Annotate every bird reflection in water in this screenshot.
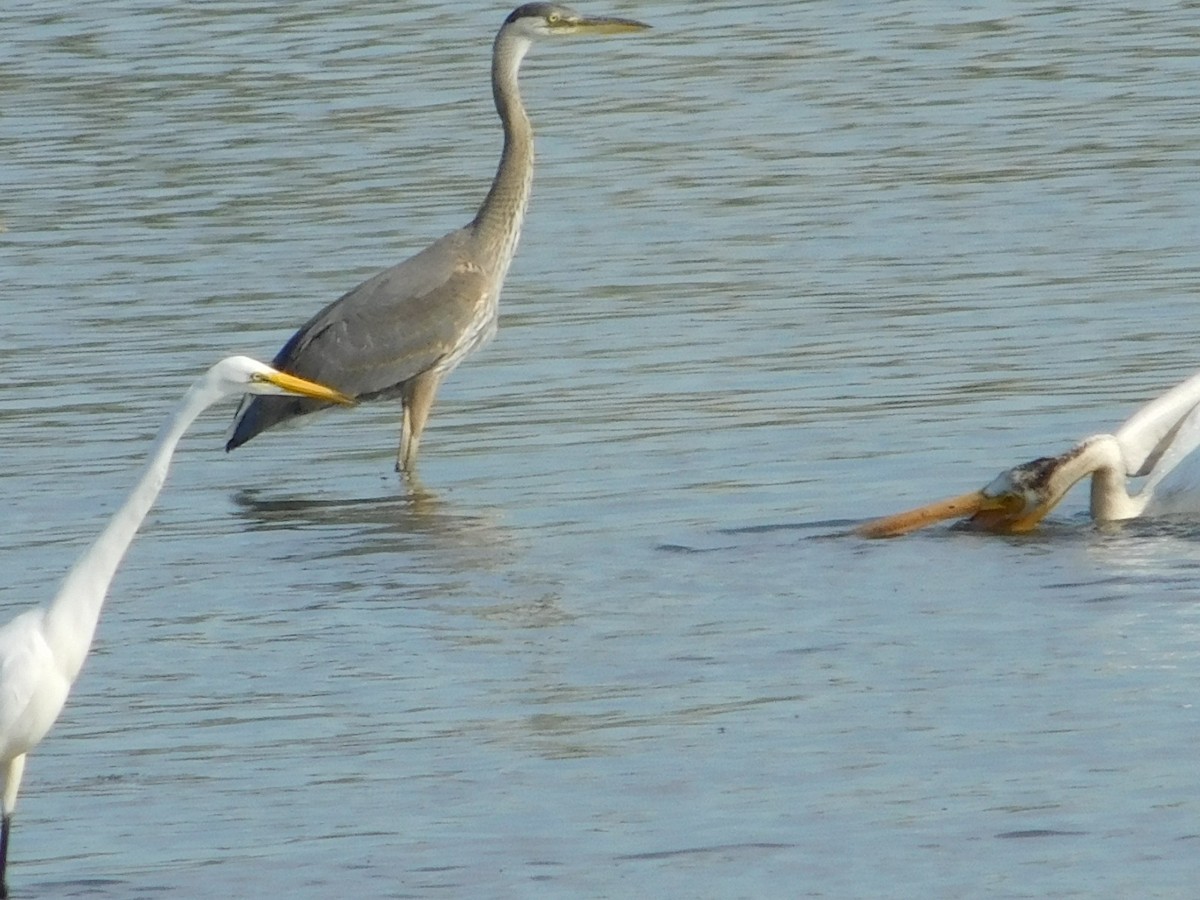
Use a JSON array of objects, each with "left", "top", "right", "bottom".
[{"left": 229, "top": 485, "right": 518, "bottom": 569}]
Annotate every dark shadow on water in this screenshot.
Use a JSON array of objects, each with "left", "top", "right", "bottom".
[
  {"left": 995, "top": 829, "right": 1087, "bottom": 839},
  {"left": 657, "top": 518, "right": 878, "bottom": 555},
  {"left": 659, "top": 510, "right": 1200, "bottom": 557},
  {"left": 614, "top": 841, "right": 796, "bottom": 862},
  {"left": 1114, "top": 514, "right": 1200, "bottom": 542},
  {"left": 23, "top": 877, "right": 130, "bottom": 897},
  {"left": 721, "top": 519, "right": 855, "bottom": 537},
  {"left": 655, "top": 519, "right": 849, "bottom": 555},
  {"left": 228, "top": 481, "right": 518, "bottom": 565},
  {"left": 230, "top": 486, "right": 442, "bottom": 531}
]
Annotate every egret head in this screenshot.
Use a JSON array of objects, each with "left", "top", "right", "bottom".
[
  {"left": 502, "top": 3, "right": 650, "bottom": 38},
  {"left": 211, "top": 356, "right": 356, "bottom": 405}
]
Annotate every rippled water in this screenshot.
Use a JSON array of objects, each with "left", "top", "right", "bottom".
[{"left": 5, "top": 1, "right": 1200, "bottom": 897}]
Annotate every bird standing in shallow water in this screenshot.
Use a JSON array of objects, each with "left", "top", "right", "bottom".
[
  {"left": 225, "top": 4, "right": 650, "bottom": 474},
  {"left": 0, "top": 358, "right": 351, "bottom": 897}
]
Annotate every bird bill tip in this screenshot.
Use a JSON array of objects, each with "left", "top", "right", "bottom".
[
  {"left": 854, "top": 490, "right": 992, "bottom": 539},
  {"left": 261, "top": 371, "right": 356, "bottom": 406}
]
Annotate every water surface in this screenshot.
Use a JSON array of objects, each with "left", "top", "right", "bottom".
[{"left": 4, "top": 1, "right": 1200, "bottom": 897}]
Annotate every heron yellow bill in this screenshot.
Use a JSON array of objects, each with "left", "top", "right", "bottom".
[
  {"left": 855, "top": 491, "right": 1024, "bottom": 539},
  {"left": 255, "top": 371, "right": 356, "bottom": 406}
]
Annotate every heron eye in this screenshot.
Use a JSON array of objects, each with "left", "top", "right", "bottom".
[{"left": 547, "top": 13, "right": 560, "bottom": 24}]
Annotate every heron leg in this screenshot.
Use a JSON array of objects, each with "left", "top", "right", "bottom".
[
  {"left": 397, "top": 405, "right": 413, "bottom": 473},
  {"left": 397, "top": 371, "right": 444, "bottom": 473}
]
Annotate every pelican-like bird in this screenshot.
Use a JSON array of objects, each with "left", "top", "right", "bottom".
[
  {"left": 225, "top": 4, "right": 650, "bottom": 473},
  {"left": 857, "top": 367, "right": 1200, "bottom": 538},
  {"left": 0, "top": 357, "right": 351, "bottom": 896}
]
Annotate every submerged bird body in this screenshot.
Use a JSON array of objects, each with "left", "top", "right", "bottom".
[
  {"left": 225, "top": 4, "right": 649, "bottom": 472},
  {"left": 857, "top": 367, "right": 1200, "bottom": 537},
  {"left": 0, "top": 357, "right": 350, "bottom": 895}
]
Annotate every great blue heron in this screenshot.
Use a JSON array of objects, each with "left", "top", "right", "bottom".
[
  {"left": 225, "top": 3, "right": 650, "bottom": 473},
  {"left": 857, "top": 366, "right": 1200, "bottom": 537},
  {"left": 0, "top": 358, "right": 350, "bottom": 896}
]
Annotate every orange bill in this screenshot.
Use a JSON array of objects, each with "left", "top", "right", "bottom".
[{"left": 855, "top": 490, "right": 1026, "bottom": 539}]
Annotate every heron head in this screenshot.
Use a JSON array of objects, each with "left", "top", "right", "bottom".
[{"left": 503, "top": 3, "right": 650, "bottom": 37}]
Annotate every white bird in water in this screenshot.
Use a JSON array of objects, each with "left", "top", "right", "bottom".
[
  {"left": 0, "top": 357, "right": 352, "bottom": 896},
  {"left": 225, "top": 4, "right": 651, "bottom": 474},
  {"left": 858, "top": 367, "right": 1200, "bottom": 537}
]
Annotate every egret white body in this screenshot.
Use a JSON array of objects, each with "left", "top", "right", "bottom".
[{"left": 0, "top": 356, "right": 351, "bottom": 895}]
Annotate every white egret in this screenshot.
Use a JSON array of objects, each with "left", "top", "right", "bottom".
[
  {"left": 0, "top": 356, "right": 352, "bottom": 896},
  {"left": 857, "top": 367, "right": 1200, "bottom": 537}
]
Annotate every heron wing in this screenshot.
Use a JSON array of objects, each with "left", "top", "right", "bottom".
[
  {"left": 280, "top": 235, "right": 489, "bottom": 395},
  {"left": 227, "top": 229, "right": 490, "bottom": 447}
]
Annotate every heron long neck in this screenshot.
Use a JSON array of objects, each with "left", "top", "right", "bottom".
[
  {"left": 471, "top": 28, "right": 535, "bottom": 275},
  {"left": 42, "top": 382, "right": 216, "bottom": 682}
]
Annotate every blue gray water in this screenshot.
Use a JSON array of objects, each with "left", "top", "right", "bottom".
[{"left": 4, "top": 1, "right": 1200, "bottom": 896}]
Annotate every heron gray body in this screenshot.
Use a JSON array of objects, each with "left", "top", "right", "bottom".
[{"left": 225, "top": 4, "right": 648, "bottom": 471}]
